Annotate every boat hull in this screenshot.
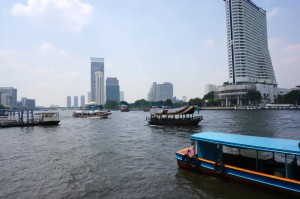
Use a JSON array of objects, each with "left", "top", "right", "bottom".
[
  {"left": 176, "top": 151, "right": 300, "bottom": 196},
  {"left": 39, "top": 121, "right": 60, "bottom": 125},
  {"left": 148, "top": 119, "right": 201, "bottom": 126}
]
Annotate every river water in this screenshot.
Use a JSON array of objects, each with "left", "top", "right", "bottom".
[{"left": 1, "top": 110, "right": 300, "bottom": 199}]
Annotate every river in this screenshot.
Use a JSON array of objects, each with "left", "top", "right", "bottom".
[{"left": 0, "top": 110, "right": 300, "bottom": 199}]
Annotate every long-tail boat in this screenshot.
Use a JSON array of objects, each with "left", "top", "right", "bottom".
[{"left": 147, "top": 106, "right": 203, "bottom": 126}]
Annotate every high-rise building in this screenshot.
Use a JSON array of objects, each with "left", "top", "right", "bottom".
[
  {"left": 73, "top": 96, "right": 78, "bottom": 107},
  {"left": 67, "top": 96, "right": 71, "bottom": 107},
  {"left": 216, "top": 0, "right": 277, "bottom": 105},
  {"left": 88, "top": 92, "right": 91, "bottom": 103},
  {"left": 95, "top": 71, "right": 105, "bottom": 105},
  {"left": 80, "top": 95, "right": 85, "bottom": 107},
  {"left": 205, "top": 84, "right": 217, "bottom": 95},
  {"left": 0, "top": 87, "right": 17, "bottom": 108},
  {"left": 106, "top": 77, "right": 120, "bottom": 102},
  {"left": 147, "top": 82, "right": 157, "bottom": 102},
  {"left": 224, "top": 0, "right": 276, "bottom": 85},
  {"left": 120, "top": 91, "right": 124, "bottom": 102},
  {"left": 21, "top": 97, "right": 36, "bottom": 109},
  {"left": 91, "top": 57, "right": 104, "bottom": 102},
  {"left": 147, "top": 82, "right": 173, "bottom": 102}
]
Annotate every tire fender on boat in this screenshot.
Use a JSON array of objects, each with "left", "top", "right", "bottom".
[
  {"left": 190, "top": 155, "right": 199, "bottom": 168},
  {"left": 182, "top": 154, "right": 190, "bottom": 166},
  {"left": 214, "top": 161, "right": 225, "bottom": 174}
]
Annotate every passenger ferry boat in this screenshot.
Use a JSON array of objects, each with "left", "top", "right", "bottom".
[
  {"left": 147, "top": 106, "right": 203, "bottom": 126},
  {"left": 72, "top": 110, "right": 111, "bottom": 119},
  {"left": 176, "top": 132, "right": 300, "bottom": 195},
  {"left": 34, "top": 112, "right": 60, "bottom": 125}
]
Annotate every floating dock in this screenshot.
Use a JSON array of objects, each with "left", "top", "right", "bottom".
[{"left": 0, "top": 109, "right": 60, "bottom": 128}]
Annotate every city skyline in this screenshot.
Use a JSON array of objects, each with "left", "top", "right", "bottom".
[{"left": 1, "top": 0, "right": 300, "bottom": 106}]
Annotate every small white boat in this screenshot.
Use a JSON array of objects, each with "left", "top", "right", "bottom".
[
  {"left": 34, "top": 112, "right": 60, "bottom": 125},
  {"left": 73, "top": 110, "right": 111, "bottom": 119}
]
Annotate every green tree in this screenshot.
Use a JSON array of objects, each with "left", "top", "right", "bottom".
[
  {"left": 153, "top": 100, "right": 164, "bottom": 107},
  {"left": 0, "top": 104, "right": 5, "bottom": 109},
  {"left": 284, "top": 90, "right": 300, "bottom": 104},
  {"left": 246, "top": 90, "right": 262, "bottom": 105},
  {"left": 105, "top": 100, "right": 118, "bottom": 109},
  {"left": 120, "top": 101, "right": 129, "bottom": 106},
  {"left": 194, "top": 98, "right": 202, "bottom": 106},
  {"left": 188, "top": 98, "right": 195, "bottom": 106},
  {"left": 203, "top": 91, "right": 215, "bottom": 101},
  {"left": 134, "top": 99, "right": 148, "bottom": 108},
  {"left": 164, "top": 99, "right": 173, "bottom": 107}
]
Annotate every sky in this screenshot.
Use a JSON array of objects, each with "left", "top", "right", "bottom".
[{"left": 0, "top": 0, "right": 300, "bottom": 106}]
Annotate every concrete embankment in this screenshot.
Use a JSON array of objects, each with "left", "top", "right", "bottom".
[{"left": 200, "top": 107, "right": 235, "bottom": 110}]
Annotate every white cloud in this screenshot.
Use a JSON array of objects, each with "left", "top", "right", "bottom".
[
  {"left": 267, "top": 7, "right": 283, "bottom": 19},
  {"left": 34, "top": 66, "right": 56, "bottom": 74},
  {"left": 38, "top": 42, "right": 69, "bottom": 56},
  {"left": 11, "top": 0, "right": 93, "bottom": 32},
  {"left": 269, "top": 38, "right": 300, "bottom": 88},
  {"left": 204, "top": 39, "right": 215, "bottom": 48},
  {"left": 57, "top": 71, "right": 80, "bottom": 78},
  {"left": 285, "top": 44, "right": 300, "bottom": 53}
]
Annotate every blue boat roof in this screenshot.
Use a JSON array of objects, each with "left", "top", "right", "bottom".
[{"left": 191, "top": 132, "right": 300, "bottom": 155}]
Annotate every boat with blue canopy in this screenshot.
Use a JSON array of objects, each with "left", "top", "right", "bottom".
[{"left": 176, "top": 132, "right": 300, "bottom": 195}]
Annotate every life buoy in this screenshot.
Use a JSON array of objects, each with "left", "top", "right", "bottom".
[
  {"left": 182, "top": 154, "right": 190, "bottom": 166},
  {"left": 214, "top": 161, "right": 225, "bottom": 174},
  {"left": 190, "top": 155, "right": 199, "bottom": 168}
]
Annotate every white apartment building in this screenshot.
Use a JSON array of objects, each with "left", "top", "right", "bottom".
[
  {"left": 147, "top": 82, "right": 173, "bottom": 102},
  {"left": 217, "top": 0, "right": 278, "bottom": 105}
]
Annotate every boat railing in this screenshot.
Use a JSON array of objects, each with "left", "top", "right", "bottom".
[{"left": 147, "top": 115, "right": 203, "bottom": 121}]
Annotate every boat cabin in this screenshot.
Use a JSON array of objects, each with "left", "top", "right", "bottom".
[
  {"left": 147, "top": 106, "right": 203, "bottom": 126},
  {"left": 191, "top": 132, "right": 300, "bottom": 180}
]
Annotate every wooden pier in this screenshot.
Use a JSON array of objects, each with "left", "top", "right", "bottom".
[{"left": 0, "top": 109, "right": 60, "bottom": 128}]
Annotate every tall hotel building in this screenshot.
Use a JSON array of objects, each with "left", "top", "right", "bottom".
[
  {"left": 217, "top": 0, "right": 277, "bottom": 105},
  {"left": 91, "top": 57, "right": 104, "bottom": 102}
]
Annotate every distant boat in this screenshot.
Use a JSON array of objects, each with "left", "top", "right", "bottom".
[
  {"left": 34, "top": 112, "right": 60, "bottom": 125},
  {"left": 147, "top": 106, "right": 203, "bottom": 126},
  {"left": 176, "top": 132, "right": 300, "bottom": 195},
  {"left": 120, "top": 105, "right": 130, "bottom": 112},
  {"left": 72, "top": 110, "right": 111, "bottom": 119}
]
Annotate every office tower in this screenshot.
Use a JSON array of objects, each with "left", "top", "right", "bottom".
[
  {"left": 91, "top": 57, "right": 104, "bottom": 102},
  {"left": 95, "top": 71, "right": 105, "bottom": 105},
  {"left": 106, "top": 77, "right": 120, "bottom": 102},
  {"left": 224, "top": 0, "right": 276, "bottom": 85},
  {"left": 73, "top": 96, "right": 78, "bottom": 107},
  {"left": 88, "top": 92, "right": 91, "bottom": 103},
  {"left": 182, "top": 96, "right": 187, "bottom": 102},
  {"left": 217, "top": 0, "right": 277, "bottom": 105},
  {"left": 147, "top": 82, "right": 157, "bottom": 102},
  {"left": 147, "top": 82, "right": 173, "bottom": 102},
  {"left": 0, "top": 87, "right": 17, "bottom": 108},
  {"left": 67, "top": 96, "right": 71, "bottom": 107},
  {"left": 120, "top": 91, "right": 124, "bottom": 102},
  {"left": 205, "top": 84, "right": 217, "bottom": 95},
  {"left": 80, "top": 95, "right": 85, "bottom": 107},
  {"left": 21, "top": 97, "right": 36, "bottom": 109}
]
